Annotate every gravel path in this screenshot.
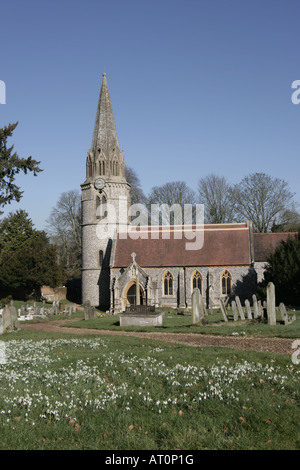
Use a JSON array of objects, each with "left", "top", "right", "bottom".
[{"left": 20, "top": 319, "right": 296, "bottom": 355}]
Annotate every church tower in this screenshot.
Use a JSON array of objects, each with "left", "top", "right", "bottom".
[{"left": 81, "top": 73, "right": 131, "bottom": 308}]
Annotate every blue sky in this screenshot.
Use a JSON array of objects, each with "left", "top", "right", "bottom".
[{"left": 1, "top": 0, "right": 300, "bottom": 230}]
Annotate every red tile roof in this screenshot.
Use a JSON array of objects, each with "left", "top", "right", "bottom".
[
  {"left": 113, "top": 223, "right": 251, "bottom": 267},
  {"left": 253, "top": 232, "right": 298, "bottom": 262}
]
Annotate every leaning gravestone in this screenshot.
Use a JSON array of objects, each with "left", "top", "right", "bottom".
[
  {"left": 235, "top": 296, "right": 245, "bottom": 320},
  {"left": 219, "top": 298, "right": 229, "bottom": 322},
  {"left": 84, "top": 301, "right": 96, "bottom": 320},
  {"left": 192, "top": 288, "right": 204, "bottom": 324},
  {"left": 231, "top": 300, "right": 239, "bottom": 321},
  {"left": 267, "top": 282, "right": 276, "bottom": 325}
]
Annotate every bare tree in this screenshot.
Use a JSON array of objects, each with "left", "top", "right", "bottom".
[
  {"left": 147, "top": 181, "right": 197, "bottom": 225},
  {"left": 125, "top": 166, "right": 147, "bottom": 205},
  {"left": 233, "top": 172, "right": 296, "bottom": 232},
  {"left": 46, "top": 189, "right": 81, "bottom": 276},
  {"left": 197, "top": 173, "right": 236, "bottom": 224}
]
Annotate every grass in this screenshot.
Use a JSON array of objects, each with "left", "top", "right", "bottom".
[
  {"left": 0, "top": 330, "right": 299, "bottom": 450},
  {"left": 65, "top": 306, "right": 300, "bottom": 339}
]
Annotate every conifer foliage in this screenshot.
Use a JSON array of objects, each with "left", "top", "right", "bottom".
[
  {"left": 261, "top": 232, "right": 300, "bottom": 305},
  {"left": 0, "top": 122, "right": 42, "bottom": 211}
]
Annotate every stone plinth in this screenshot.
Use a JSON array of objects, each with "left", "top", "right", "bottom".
[{"left": 119, "top": 308, "right": 163, "bottom": 327}]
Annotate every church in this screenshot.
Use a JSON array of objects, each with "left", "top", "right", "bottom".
[{"left": 81, "top": 74, "right": 293, "bottom": 312}]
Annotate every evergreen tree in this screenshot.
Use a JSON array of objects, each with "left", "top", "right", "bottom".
[
  {"left": 260, "top": 232, "right": 300, "bottom": 305},
  {"left": 0, "top": 122, "right": 42, "bottom": 211},
  {"left": 0, "top": 210, "right": 63, "bottom": 298}
]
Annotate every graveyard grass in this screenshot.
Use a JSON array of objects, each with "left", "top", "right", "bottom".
[
  {"left": 67, "top": 306, "right": 300, "bottom": 339},
  {"left": 0, "top": 326, "right": 299, "bottom": 450}
]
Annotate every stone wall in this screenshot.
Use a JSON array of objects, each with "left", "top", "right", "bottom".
[{"left": 111, "top": 264, "right": 256, "bottom": 312}]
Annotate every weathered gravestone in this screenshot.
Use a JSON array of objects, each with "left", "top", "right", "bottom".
[
  {"left": 219, "top": 298, "right": 229, "bottom": 322},
  {"left": 245, "top": 299, "right": 252, "bottom": 320},
  {"left": 231, "top": 300, "right": 239, "bottom": 321},
  {"left": 252, "top": 294, "right": 259, "bottom": 319},
  {"left": 267, "top": 282, "right": 276, "bottom": 325},
  {"left": 235, "top": 296, "right": 245, "bottom": 320},
  {"left": 192, "top": 288, "right": 205, "bottom": 324},
  {"left": 257, "top": 300, "right": 263, "bottom": 318},
  {"left": 279, "top": 302, "right": 288, "bottom": 324},
  {"left": 2, "top": 305, "right": 20, "bottom": 333},
  {"left": 84, "top": 301, "right": 97, "bottom": 320},
  {"left": 279, "top": 302, "right": 296, "bottom": 325}
]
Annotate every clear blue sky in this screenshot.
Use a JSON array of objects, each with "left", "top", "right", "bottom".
[{"left": 1, "top": 0, "right": 300, "bottom": 230}]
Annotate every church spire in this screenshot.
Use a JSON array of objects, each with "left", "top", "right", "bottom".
[{"left": 91, "top": 73, "right": 120, "bottom": 153}]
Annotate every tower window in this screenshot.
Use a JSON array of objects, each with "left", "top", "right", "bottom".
[
  {"left": 96, "top": 194, "right": 107, "bottom": 220},
  {"left": 99, "top": 160, "right": 105, "bottom": 175}
]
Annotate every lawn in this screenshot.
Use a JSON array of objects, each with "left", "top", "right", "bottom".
[
  {"left": 0, "top": 330, "right": 299, "bottom": 450},
  {"left": 65, "top": 306, "right": 300, "bottom": 339}
]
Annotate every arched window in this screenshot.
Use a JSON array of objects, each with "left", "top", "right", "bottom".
[
  {"left": 221, "top": 270, "right": 231, "bottom": 295},
  {"left": 99, "top": 160, "right": 105, "bottom": 176},
  {"left": 163, "top": 271, "right": 173, "bottom": 296},
  {"left": 192, "top": 271, "right": 202, "bottom": 293},
  {"left": 96, "top": 194, "right": 107, "bottom": 220}
]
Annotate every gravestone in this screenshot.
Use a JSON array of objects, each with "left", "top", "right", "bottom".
[
  {"left": 231, "top": 300, "right": 239, "bottom": 321},
  {"left": 219, "top": 298, "right": 229, "bottom": 322},
  {"left": 2, "top": 305, "right": 20, "bottom": 333},
  {"left": 245, "top": 299, "right": 252, "bottom": 320},
  {"left": 252, "top": 294, "right": 259, "bottom": 319},
  {"left": 279, "top": 302, "right": 288, "bottom": 324},
  {"left": 279, "top": 302, "right": 296, "bottom": 325},
  {"left": 192, "top": 288, "right": 205, "bottom": 324},
  {"left": 84, "top": 301, "right": 96, "bottom": 320},
  {"left": 235, "top": 296, "right": 245, "bottom": 320},
  {"left": 267, "top": 282, "right": 276, "bottom": 325},
  {"left": 257, "top": 300, "right": 263, "bottom": 318},
  {"left": 201, "top": 295, "right": 207, "bottom": 316}
]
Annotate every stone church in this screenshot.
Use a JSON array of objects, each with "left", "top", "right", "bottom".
[{"left": 81, "top": 74, "right": 294, "bottom": 312}]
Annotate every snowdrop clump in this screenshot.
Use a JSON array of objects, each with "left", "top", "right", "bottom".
[{"left": 0, "top": 338, "right": 298, "bottom": 425}]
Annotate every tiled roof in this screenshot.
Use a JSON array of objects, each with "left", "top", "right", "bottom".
[
  {"left": 253, "top": 232, "right": 298, "bottom": 262},
  {"left": 113, "top": 223, "right": 251, "bottom": 267}
]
